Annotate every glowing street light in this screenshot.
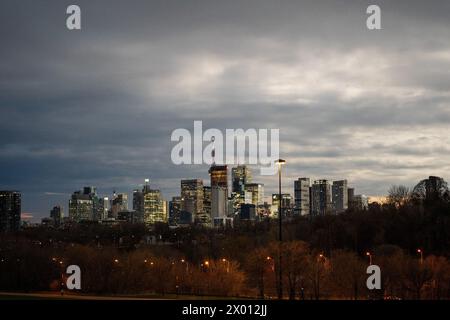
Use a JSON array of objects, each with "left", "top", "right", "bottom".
[
  {"left": 221, "top": 258, "right": 230, "bottom": 273},
  {"left": 366, "top": 252, "right": 372, "bottom": 265},
  {"left": 417, "top": 249, "right": 423, "bottom": 265},
  {"left": 266, "top": 256, "right": 275, "bottom": 272}
]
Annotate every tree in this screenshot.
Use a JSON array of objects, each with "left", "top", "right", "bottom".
[
  {"left": 329, "top": 250, "right": 366, "bottom": 300},
  {"left": 387, "top": 185, "right": 411, "bottom": 208}
]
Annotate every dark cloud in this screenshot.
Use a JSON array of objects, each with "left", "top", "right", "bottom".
[{"left": 1, "top": 0, "right": 450, "bottom": 220}]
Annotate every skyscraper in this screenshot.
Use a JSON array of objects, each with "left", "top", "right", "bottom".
[
  {"left": 211, "top": 186, "right": 228, "bottom": 219},
  {"left": 332, "top": 180, "right": 348, "bottom": 214},
  {"left": 294, "top": 178, "right": 311, "bottom": 216},
  {"left": 143, "top": 189, "right": 167, "bottom": 224},
  {"left": 132, "top": 189, "right": 144, "bottom": 220},
  {"left": 181, "top": 179, "right": 204, "bottom": 219},
  {"left": 209, "top": 165, "right": 228, "bottom": 189},
  {"left": 50, "top": 205, "right": 64, "bottom": 228},
  {"left": 169, "top": 196, "right": 182, "bottom": 225},
  {"left": 203, "top": 186, "right": 211, "bottom": 217},
  {"left": 69, "top": 188, "right": 96, "bottom": 222},
  {"left": 0, "top": 191, "right": 21, "bottom": 232},
  {"left": 209, "top": 165, "right": 228, "bottom": 226},
  {"left": 352, "top": 194, "right": 369, "bottom": 211},
  {"left": 311, "top": 180, "right": 332, "bottom": 216},
  {"left": 232, "top": 165, "right": 252, "bottom": 194},
  {"left": 244, "top": 183, "right": 264, "bottom": 206},
  {"left": 111, "top": 193, "right": 128, "bottom": 219},
  {"left": 271, "top": 193, "right": 292, "bottom": 217}
]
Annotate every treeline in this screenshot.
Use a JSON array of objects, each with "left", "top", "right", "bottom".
[{"left": 1, "top": 189, "right": 449, "bottom": 299}]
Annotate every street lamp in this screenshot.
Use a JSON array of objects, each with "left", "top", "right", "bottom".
[
  {"left": 221, "top": 258, "right": 230, "bottom": 273},
  {"left": 366, "top": 251, "right": 372, "bottom": 265},
  {"left": 266, "top": 256, "right": 275, "bottom": 272},
  {"left": 275, "top": 158, "right": 286, "bottom": 300},
  {"left": 417, "top": 249, "right": 423, "bottom": 265}
]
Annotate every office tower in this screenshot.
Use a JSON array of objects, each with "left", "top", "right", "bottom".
[
  {"left": 100, "top": 197, "right": 110, "bottom": 220},
  {"left": 199, "top": 186, "right": 213, "bottom": 225},
  {"left": 180, "top": 179, "right": 204, "bottom": 219},
  {"left": 271, "top": 193, "right": 292, "bottom": 217},
  {"left": 50, "top": 205, "right": 64, "bottom": 228},
  {"left": 169, "top": 196, "right": 182, "bottom": 225},
  {"left": 332, "top": 180, "right": 348, "bottom": 214},
  {"left": 211, "top": 186, "right": 228, "bottom": 218},
  {"left": 294, "top": 178, "right": 311, "bottom": 216},
  {"left": 209, "top": 165, "right": 228, "bottom": 227},
  {"left": 244, "top": 183, "right": 264, "bottom": 206},
  {"left": 69, "top": 188, "right": 97, "bottom": 222},
  {"left": 352, "top": 194, "right": 369, "bottom": 210},
  {"left": 348, "top": 188, "right": 355, "bottom": 207},
  {"left": 111, "top": 193, "right": 128, "bottom": 218},
  {"left": 133, "top": 189, "right": 144, "bottom": 215},
  {"left": 143, "top": 189, "right": 167, "bottom": 224},
  {"left": 311, "top": 180, "right": 332, "bottom": 216},
  {"left": 209, "top": 165, "right": 228, "bottom": 189},
  {"left": 0, "top": 191, "right": 21, "bottom": 232},
  {"left": 232, "top": 165, "right": 252, "bottom": 194},
  {"left": 203, "top": 186, "right": 211, "bottom": 217}
]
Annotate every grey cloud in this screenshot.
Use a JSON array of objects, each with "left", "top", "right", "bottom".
[{"left": 1, "top": 0, "right": 450, "bottom": 219}]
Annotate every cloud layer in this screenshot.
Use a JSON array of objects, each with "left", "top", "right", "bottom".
[{"left": 1, "top": 0, "right": 450, "bottom": 220}]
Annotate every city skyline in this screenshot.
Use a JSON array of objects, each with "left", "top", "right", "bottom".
[
  {"left": 2, "top": 0, "right": 450, "bottom": 220},
  {"left": 18, "top": 164, "right": 426, "bottom": 223}
]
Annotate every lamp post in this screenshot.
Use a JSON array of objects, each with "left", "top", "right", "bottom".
[
  {"left": 417, "top": 249, "right": 423, "bottom": 265},
  {"left": 222, "top": 258, "right": 230, "bottom": 273},
  {"left": 366, "top": 251, "right": 372, "bottom": 265},
  {"left": 275, "top": 158, "right": 286, "bottom": 300}
]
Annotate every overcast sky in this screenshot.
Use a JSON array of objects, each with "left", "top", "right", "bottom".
[{"left": 1, "top": 0, "right": 450, "bottom": 221}]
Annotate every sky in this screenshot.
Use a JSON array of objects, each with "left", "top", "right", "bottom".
[{"left": 1, "top": 0, "right": 450, "bottom": 221}]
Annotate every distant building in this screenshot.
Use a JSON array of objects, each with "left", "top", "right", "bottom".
[
  {"left": 351, "top": 194, "right": 369, "bottom": 211},
  {"left": 239, "top": 203, "right": 256, "bottom": 221},
  {"left": 348, "top": 188, "right": 355, "bottom": 206},
  {"left": 232, "top": 165, "right": 252, "bottom": 194},
  {"left": 332, "top": 180, "right": 348, "bottom": 214},
  {"left": 169, "top": 196, "right": 182, "bottom": 226},
  {"left": 213, "top": 216, "right": 234, "bottom": 228},
  {"left": 179, "top": 210, "right": 193, "bottom": 226},
  {"left": 294, "top": 178, "right": 310, "bottom": 216},
  {"left": 245, "top": 183, "right": 264, "bottom": 206},
  {"left": 111, "top": 192, "right": 128, "bottom": 219},
  {"left": 229, "top": 165, "right": 252, "bottom": 217},
  {"left": 143, "top": 189, "right": 167, "bottom": 225},
  {"left": 181, "top": 179, "right": 204, "bottom": 219},
  {"left": 117, "top": 210, "right": 139, "bottom": 223},
  {"left": 203, "top": 186, "right": 211, "bottom": 217},
  {"left": 50, "top": 205, "right": 64, "bottom": 228},
  {"left": 69, "top": 188, "right": 95, "bottom": 222},
  {"left": 0, "top": 191, "right": 21, "bottom": 232},
  {"left": 272, "top": 193, "right": 292, "bottom": 217},
  {"left": 211, "top": 186, "right": 228, "bottom": 219},
  {"left": 311, "top": 180, "right": 332, "bottom": 216},
  {"left": 209, "top": 165, "right": 228, "bottom": 189},
  {"left": 133, "top": 189, "right": 144, "bottom": 220}
]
